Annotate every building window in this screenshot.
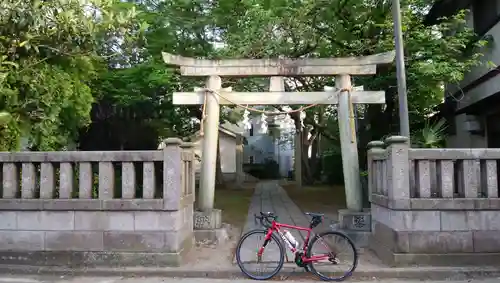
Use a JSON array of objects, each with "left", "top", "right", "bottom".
[
  {"left": 249, "top": 156, "right": 254, "bottom": 164},
  {"left": 472, "top": 0, "right": 499, "bottom": 36}
]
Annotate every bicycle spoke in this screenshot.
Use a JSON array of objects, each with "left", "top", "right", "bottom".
[
  {"left": 236, "top": 230, "right": 285, "bottom": 280},
  {"left": 307, "top": 231, "right": 358, "bottom": 281}
]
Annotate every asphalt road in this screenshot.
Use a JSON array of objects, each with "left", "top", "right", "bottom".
[{"left": 0, "top": 276, "right": 500, "bottom": 283}]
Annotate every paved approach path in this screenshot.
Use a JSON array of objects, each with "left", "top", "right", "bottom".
[{"left": 236, "top": 180, "right": 315, "bottom": 262}]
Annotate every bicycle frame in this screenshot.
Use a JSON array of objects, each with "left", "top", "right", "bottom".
[{"left": 258, "top": 220, "right": 330, "bottom": 263}]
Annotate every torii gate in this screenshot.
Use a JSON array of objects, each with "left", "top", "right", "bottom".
[{"left": 163, "top": 51, "right": 395, "bottom": 213}]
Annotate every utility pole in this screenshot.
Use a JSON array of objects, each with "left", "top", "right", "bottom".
[{"left": 392, "top": 0, "right": 411, "bottom": 139}]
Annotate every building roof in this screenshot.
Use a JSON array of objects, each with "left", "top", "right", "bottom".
[{"left": 424, "top": 0, "right": 472, "bottom": 25}]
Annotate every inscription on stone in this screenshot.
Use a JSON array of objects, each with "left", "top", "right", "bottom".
[
  {"left": 193, "top": 209, "right": 222, "bottom": 230},
  {"left": 353, "top": 215, "right": 366, "bottom": 229},
  {"left": 194, "top": 214, "right": 211, "bottom": 230}
]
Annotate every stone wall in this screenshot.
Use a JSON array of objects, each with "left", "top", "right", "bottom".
[
  {"left": 0, "top": 138, "right": 195, "bottom": 267},
  {"left": 368, "top": 137, "right": 500, "bottom": 266}
]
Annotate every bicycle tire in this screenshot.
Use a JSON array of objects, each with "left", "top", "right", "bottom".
[
  {"left": 235, "top": 229, "right": 285, "bottom": 280},
  {"left": 306, "top": 231, "right": 358, "bottom": 281}
]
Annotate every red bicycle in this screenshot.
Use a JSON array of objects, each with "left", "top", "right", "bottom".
[{"left": 235, "top": 211, "right": 358, "bottom": 281}]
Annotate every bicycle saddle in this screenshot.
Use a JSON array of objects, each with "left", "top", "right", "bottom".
[
  {"left": 261, "top": 211, "right": 275, "bottom": 217},
  {"left": 305, "top": 212, "right": 324, "bottom": 217}
]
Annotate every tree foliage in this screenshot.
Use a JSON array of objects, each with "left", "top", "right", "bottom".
[{"left": 0, "top": 0, "right": 139, "bottom": 150}]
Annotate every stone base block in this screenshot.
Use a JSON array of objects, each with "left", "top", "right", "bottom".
[
  {"left": 194, "top": 228, "right": 229, "bottom": 245},
  {"left": 330, "top": 222, "right": 369, "bottom": 248},
  {"left": 0, "top": 251, "right": 183, "bottom": 267},
  {"left": 338, "top": 209, "right": 371, "bottom": 231},
  {"left": 194, "top": 209, "right": 222, "bottom": 230},
  {"left": 369, "top": 238, "right": 500, "bottom": 267},
  {"left": 370, "top": 219, "right": 500, "bottom": 266}
]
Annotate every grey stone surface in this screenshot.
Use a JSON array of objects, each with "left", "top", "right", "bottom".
[
  {"left": 463, "top": 160, "right": 480, "bottom": 198},
  {"left": 416, "top": 160, "right": 431, "bottom": 198},
  {"left": 438, "top": 160, "right": 454, "bottom": 198},
  {"left": 0, "top": 211, "right": 16, "bottom": 229},
  {"left": 0, "top": 231, "right": 45, "bottom": 250},
  {"left": 193, "top": 209, "right": 222, "bottom": 230},
  {"left": 193, "top": 228, "right": 229, "bottom": 244},
  {"left": 75, "top": 211, "right": 133, "bottom": 231},
  {"left": 2, "top": 163, "right": 18, "bottom": 198},
  {"left": 58, "top": 163, "right": 73, "bottom": 199},
  {"left": 103, "top": 232, "right": 166, "bottom": 252},
  {"left": 408, "top": 231, "right": 473, "bottom": 253},
  {"left": 484, "top": 160, "right": 498, "bottom": 198},
  {"left": 385, "top": 136, "right": 410, "bottom": 200},
  {"left": 338, "top": 209, "right": 371, "bottom": 231},
  {"left": 17, "top": 211, "right": 75, "bottom": 231},
  {"left": 122, "top": 162, "right": 136, "bottom": 199},
  {"left": 473, "top": 231, "right": 500, "bottom": 252},
  {"left": 79, "top": 162, "right": 93, "bottom": 199},
  {"left": 163, "top": 140, "right": 182, "bottom": 210},
  {"left": 44, "top": 231, "right": 104, "bottom": 251},
  {"left": 134, "top": 211, "right": 183, "bottom": 231},
  {"left": 99, "top": 162, "right": 114, "bottom": 199},
  {"left": 21, "top": 163, "right": 36, "bottom": 199},
  {"left": 371, "top": 204, "right": 441, "bottom": 231},
  {"left": 143, "top": 162, "right": 156, "bottom": 199},
  {"left": 40, "top": 163, "right": 54, "bottom": 199},
  {"left": 0, "top": 251, "right": 183, "bottom": 267}
]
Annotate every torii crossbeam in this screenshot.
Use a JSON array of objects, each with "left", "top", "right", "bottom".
[{"left": 163, "top": 51, "right": 395, "bottom": 213}]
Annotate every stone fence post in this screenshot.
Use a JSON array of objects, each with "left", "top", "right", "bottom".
[
  {"left": 367, "top": 141, "right": 385, "bottom": 203},
  {"left": 163, "top": 138, "right": 183, "bottom": 210},
  {"left": 385, "top": 136, "right": 410, "bottom": 206}
]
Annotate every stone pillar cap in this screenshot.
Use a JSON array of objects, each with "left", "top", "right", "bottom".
[
  {"left": 180, "top": 142, "right": 194, "bottom": 148},
  {"left": 384, "top": 136, "right": 409, "bottom": 145},
  {"left": 163, "top": 138, "right": 183, "bottom": 145},
  {"left": 367, "top": 141, "right": 384, "bottom": 149}
]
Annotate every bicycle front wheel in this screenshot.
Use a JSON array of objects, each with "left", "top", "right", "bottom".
[
  {"left": 306, "top": 231, "right": 358, "bottom": 281},
  {"left": 235, "top": 229, "right": 285, "bottom": 280}
]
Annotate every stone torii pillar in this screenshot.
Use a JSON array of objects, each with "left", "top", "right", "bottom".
[{"left": 163, "top": 51, "right": 395, "bottom": 213}]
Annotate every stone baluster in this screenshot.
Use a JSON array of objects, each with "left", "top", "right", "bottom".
[
  {"left": 181, "top": 142, "right": 195, "bottom": 197},
  {"left": 384, "top": 136, "right": 410, "bottom": 204},
  {"left": 21, "top": 163, "right": 36, "bottom": 198},
  {"left": 483, "top": 160, "right": 498, "bottom": 198},
  {"left": 439, "top": 160, "right": 454, "bottom": 198},
  {"left": 79, "top": 162, "right": 92, "bottom": 199},
  {"left": 99, "top": 162, "right": 114, "bottom": 199},
  {"left": 40, "top": 162, "right": 55, "bottom": 199},
  {"left": 463, "top": 159, "right": 480, "bottom": 198},
  {"left": 122, "top": 162, "right": 136, "bottom": 198},
  {"left": 416, "top": 160, "right": 431, "bottom": 198},
  {"left": 59, "top": 163, "right": 73, "bottom": 198},
  {"left": 142, "top": 162, "right": 156, "bottom": 199},
  {"left": 3, "top": 163, "right": 18, "bottom": 198}
]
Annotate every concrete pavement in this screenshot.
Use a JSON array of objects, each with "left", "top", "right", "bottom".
[{"left": 0, "top": 275, "right": 500, "bottom": 283}]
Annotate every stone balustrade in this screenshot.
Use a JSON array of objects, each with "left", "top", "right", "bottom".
[
  {"left": 0, "top": 138, "right": 195, "bottom": 267},
  {"left": 368, "top": 136, "right": 500, "bottom": 266}
]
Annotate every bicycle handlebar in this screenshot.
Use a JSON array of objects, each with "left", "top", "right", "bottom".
[{"left": 254, "top": 212, "right": 277, "bottom": 229}]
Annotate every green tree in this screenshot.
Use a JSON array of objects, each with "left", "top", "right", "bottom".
[
  {"left": 0, "top": 0, "right": 139, "bottom": 151},
  {"left": 208, "top": 0, "right": 485, "bottom": 183}
]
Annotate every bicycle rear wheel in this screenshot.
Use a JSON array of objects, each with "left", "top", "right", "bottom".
[
  {"left": 306, "top": 231, "right": 358, "bottom": 281},
  {"left": 235, "top": 229, "right": 285, "bottom": 280}
]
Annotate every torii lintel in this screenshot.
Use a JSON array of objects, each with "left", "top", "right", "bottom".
[{"left": 162, "top": 51, "right": 396, "bottom": 77}]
